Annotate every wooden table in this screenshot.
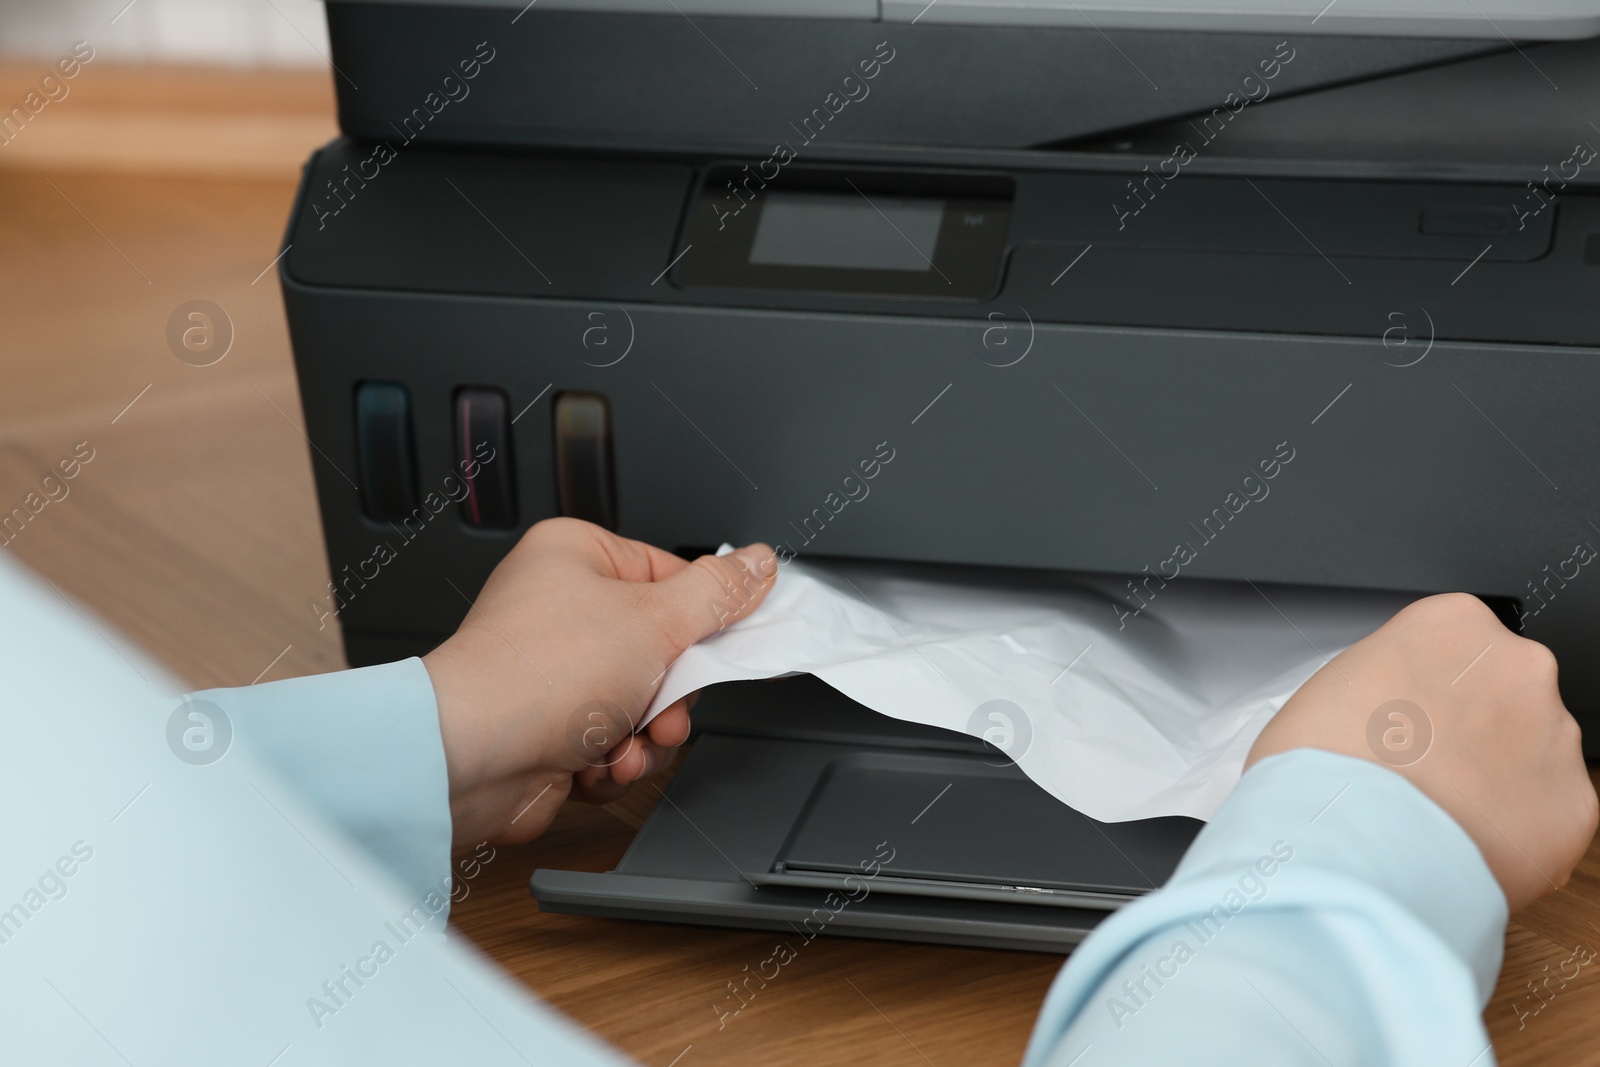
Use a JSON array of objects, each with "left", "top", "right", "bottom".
[{"left": 5, "top": 61, "right": 1600, "bottom": 1066}]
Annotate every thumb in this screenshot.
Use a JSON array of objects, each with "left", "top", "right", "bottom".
[{"left": 649, "top": 543, "right": 778, "bottom": 653}]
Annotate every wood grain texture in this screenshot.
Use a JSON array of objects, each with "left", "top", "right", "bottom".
[
  {"left": 446, "top": 799, "right": 1060, "bottom": 1067},
  {"left": 0, "top": 61, "right": 338, "bottom": 179},
  {"left": 6, "top": 62, "right": 1600, "bottom": 1066}
]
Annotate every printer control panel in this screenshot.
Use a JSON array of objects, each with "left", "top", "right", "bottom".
[{"left": 676, "top": 165, "right": 1013, "bottom": 301}]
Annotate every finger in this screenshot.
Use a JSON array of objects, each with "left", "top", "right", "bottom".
[
  {"left": 645, "top": 698, "right": 692, "bottom": 749},
  {"left": 608, "top": 733, "right": 658, "bottom": 786},
  {"left": 616, "top": 739, "right": 681, "bottom": 786},
  {"left": 571, "top": 760, "right": 630, "bottom": 805},
  {"left": 571, "top": 739, "right": 674, "bottom": 805},
  {"left": 646, "top": 543, "right": 778, "bottom": 655}
]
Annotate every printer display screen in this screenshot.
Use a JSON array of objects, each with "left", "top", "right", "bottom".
[
  {"left": 675, "top": 165, "right": 1012, "bottom": 300},
  {"left": 748, "top": 192, "right": 945, "bottom": 273}
]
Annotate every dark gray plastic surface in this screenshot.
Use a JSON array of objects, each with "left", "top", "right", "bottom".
[
  {"left": 531, "top": 679, "right": 1199, "bottom": 951},
  {"left": 774, "top": 752, "right": 1187, "bottom": 895},
  {"left": 332, "top": 0, "right": 1600, "bottom": 39},
  {"left": 1070, "top": 36, "right": 1600, "bottom": 171},
  {"left": 280, "top": 134, "right": 1600, "bottom": 738},
  {"left": 285, "top": 145, "right": 1584, "bottom": 344},
  {"left": 323, "top": 3, "right": 1496, "bottom": 153},
  {"left": 531, "top": 869, "right": 1106, "bottom": 953}
]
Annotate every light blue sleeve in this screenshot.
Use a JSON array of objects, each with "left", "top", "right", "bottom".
[
  {"left": 189, "top": 658, "right": 453, "bottom": 905},
  {"left": 1022, "top": 748, "right": 1508, "bottom": 1067},
  {"left": 0, "top": 558, "right": 631, "bottom": 1066}
]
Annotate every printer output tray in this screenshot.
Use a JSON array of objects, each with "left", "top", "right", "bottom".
[{"left": 531, "top": 677, "right": 1200, "bottom": 953}]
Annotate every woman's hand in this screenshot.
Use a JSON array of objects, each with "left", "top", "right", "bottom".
[
  {"left": 422, "top": 518, "right": 777, "bottom": 847},
  {"left": 1248, "top": 593, "right": 1596, "bottom": 912}
]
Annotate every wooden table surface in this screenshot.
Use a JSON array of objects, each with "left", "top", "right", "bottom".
[{"left": 6, "top": 61, "right": 1600, "bottom": 1066}]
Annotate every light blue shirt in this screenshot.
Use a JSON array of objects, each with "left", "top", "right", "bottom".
[
  {"left": 1020, "top": 749, "right": 1505, "bottom": 1067},
  {"left": 191, "top": 656, "right": 453, "bottom": 907},
  {"left": 0, "top": 555, "right": 1506, "bottom": 1064},
  {"left": 0, "top": 559, "right": 626, "bottom": 1067}
]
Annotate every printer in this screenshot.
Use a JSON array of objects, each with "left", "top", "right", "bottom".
[{"left": 281, "top": 0, "right": 1600, "bottom": 952}]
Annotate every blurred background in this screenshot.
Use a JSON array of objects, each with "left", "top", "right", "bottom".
[
  {"left": 0, "top": 0, "right": 343, "bottom": 691},
  {"left": 0, "top": 0, "right": 336, "bottom": 177},
  {"left": 1, "top": 0, "right": 330, "bottom": 66}
]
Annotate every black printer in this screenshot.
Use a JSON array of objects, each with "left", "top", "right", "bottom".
[{"left": 281, "top": 0, "right": 1600, "bottom": 951}]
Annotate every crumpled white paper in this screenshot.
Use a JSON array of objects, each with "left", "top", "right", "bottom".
[{"left": 645, "top": 548, "right": 1413, "bottom": 822}]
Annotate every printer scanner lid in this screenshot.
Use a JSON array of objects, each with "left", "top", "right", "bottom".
[
  {"left": 321, "top": 0, "right": 1600, "bottom": 157},
  {"left": 330, "top": 0, "right": 1600, "bottom": 39}
]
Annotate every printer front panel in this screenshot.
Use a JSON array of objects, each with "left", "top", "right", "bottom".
[{"left": 280, "top": 143, "right": 1600, "bottom": 734}]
